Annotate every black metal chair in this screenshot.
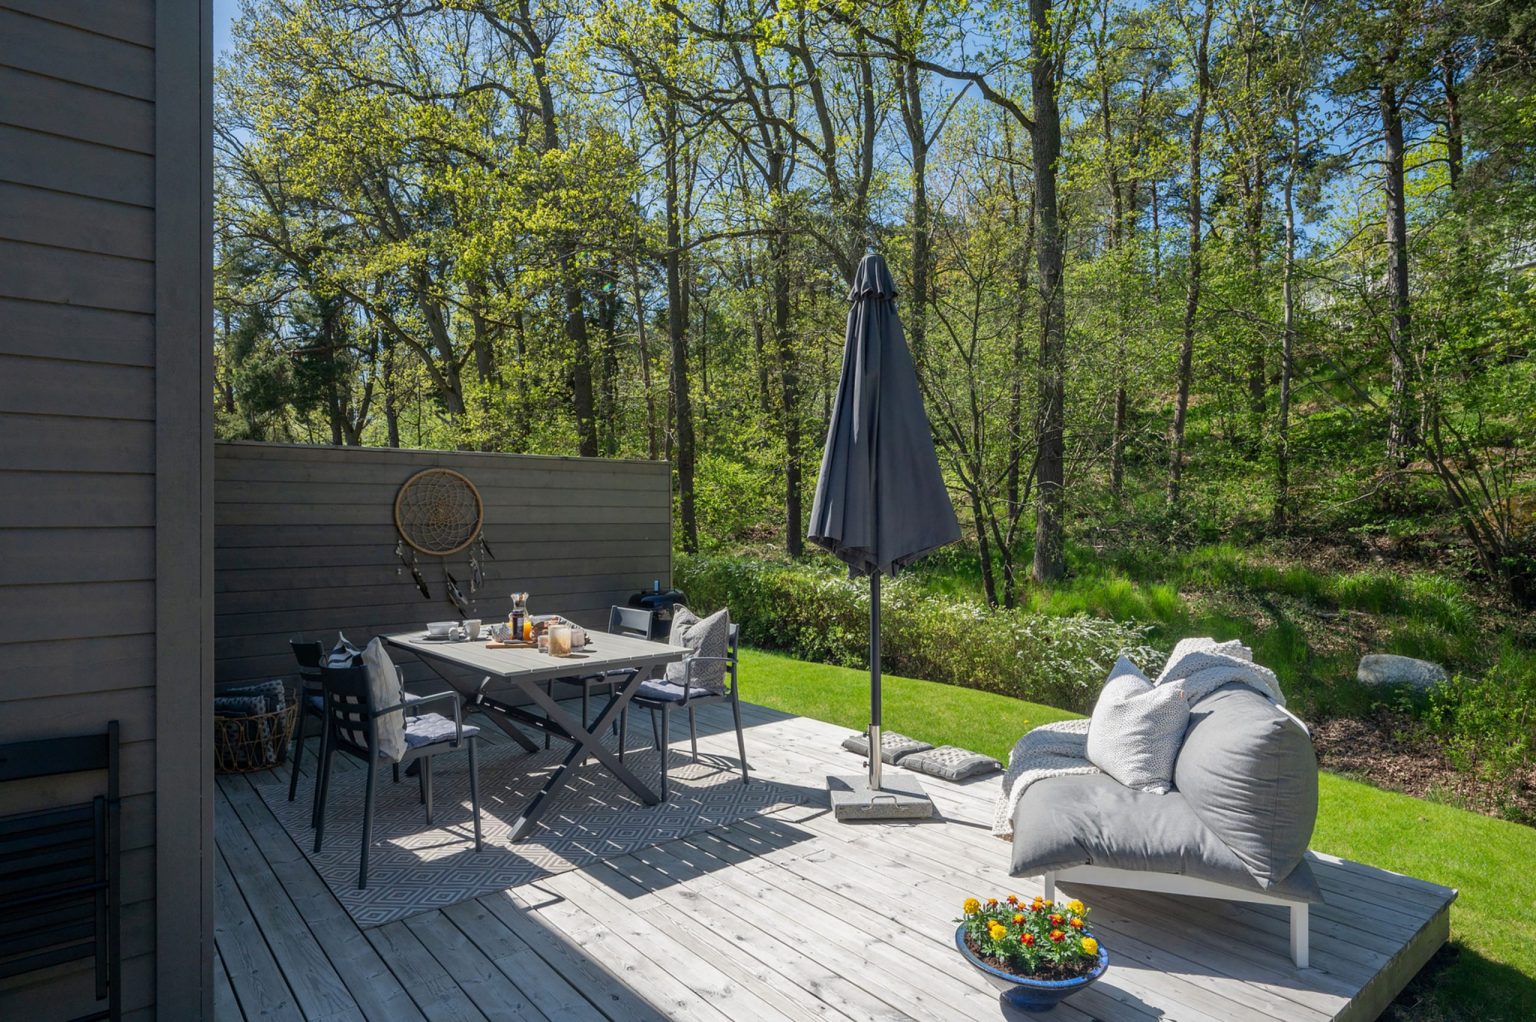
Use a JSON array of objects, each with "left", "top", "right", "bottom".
[
  {"left": 312, "top": 661, "right": 483, "bottom": 889},
  {"left": 620, "top": 623, "right": 748, "bottom": 799},
  {"left": 0, "top": 721, "right": 121, "bottom": 1021},
  {"left": 287, "top": 639, "right": 326, "bottom": 807}
]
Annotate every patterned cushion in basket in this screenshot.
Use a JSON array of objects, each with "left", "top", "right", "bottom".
[
  {"left": 900, "top": 745, "right": 1003, "bottom": 781},
  {"left": 840, "top": 730, "right": 934, "bottom": 765}
]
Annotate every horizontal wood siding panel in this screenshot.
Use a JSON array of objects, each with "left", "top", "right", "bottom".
[
  {"left": 0, "top": 526, "right": 155, "bottom": 584},
  {"left": 0, "top": 9, "right": 154, "bottom": 98},
  {"left": 0, "top": 471, "right": 154, "bottom": 527},
  {"left": 0, "top": 181, "right": 156, "bottom": 258},
  {"left": 0, "top": 1, "right": 155, "bottom": 46},
  {"left": 0, "top": 125, "right": 154, "bottom": 207},
  {"left": 0, "top": 356, "right": 154, "bottom": 420},
  {"left": 0, "top": 581, "right": 155, "bottom": 641},
  {"left": 0, "top": 298, "right": 154, "bottom": 367},
  {"left": 0, "top": 239, "right": 153, "bottom": 313},
  {"left": 0, "top": 635, "right": 154, "bottom": 698},
  {"left": 0, "top": 68, "right": 154, "bottom": 155},
  {"left": 0, "top": 414, "right": 156, "bottom": 472},
  {"left": 214, "top": 442, "right": 672, "bottom": 686}
]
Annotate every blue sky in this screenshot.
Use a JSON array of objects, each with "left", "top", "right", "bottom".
[{"left": 214, "top": 0, "right": 237, "bottom": 63}]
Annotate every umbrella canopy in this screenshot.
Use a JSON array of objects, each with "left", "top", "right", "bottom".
[
  {"left": 809, "top": 252, "right": 959, "bottom": 804},
  {"left": 808, "top": 253, "right": 959, "bottom": 576}
]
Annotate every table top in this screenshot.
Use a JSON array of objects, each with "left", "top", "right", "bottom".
[{"left": 383, "top": 628, "right": 690, "bottom": 687}]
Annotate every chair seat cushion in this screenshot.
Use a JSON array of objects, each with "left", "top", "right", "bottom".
[
  {"left": 401, "top": 713, "right": 479, "bottom": 749},
  {"left": 635, "top": 679, "right": 691, "bottom": 702},
  {"left": 1010, "top": 772, "right": 1323, "bottom": 902},
  {"left": 900, "top": 745, "right": 1002, "bottom": 781},
  {"left": 840, "top": 730, "right": 934, "bottom": 765}
]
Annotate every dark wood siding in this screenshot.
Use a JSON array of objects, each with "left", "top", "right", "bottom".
[
  {"left": 0, "top": 1, "right": 213, "bottom": 1018},
  {"left": 214, "top": 442, "right": 673, "bottom": 687}
]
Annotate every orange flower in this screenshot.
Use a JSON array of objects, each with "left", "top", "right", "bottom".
[
  {"left": 1006, "top": 894, "right": 1019, "bottom": 906},
  {"left": 1021, "top": 933, "right": 1036, "bottom": 946},
  {"left": 986, "top": 898, "right": 999, "bottom": 908},
  {"left": 962, "top": 898, "right": 981, "bottom": 915},
  {"left": 1013, "top": 914, "right": 1025, "bottom": 925},
  {"left": 1031, "top": 897, "right": 1044, "bottom": 911},
  {"left": 1049, "top": 914, "right": 1064, "bottom": 926},
  {"left": 1070, "top": 917, "right": 1085, "bottom": 929},
  {"left": 1050, "top": 930, "right": 1066, "bottom": 943}
]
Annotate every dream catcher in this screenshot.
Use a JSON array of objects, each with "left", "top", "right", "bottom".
[{"left": 392, "top": 468, "right": 495, "bottom": 613}]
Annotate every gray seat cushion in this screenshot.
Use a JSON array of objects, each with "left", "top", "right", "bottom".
[
  {"left": 401, "top": 713, "right": 479, "bottom": 750},
  {"left": 636, "top": 679, "right": 691, "bottom": 702},
  {"left": 841, "top": 731, "right": 934, "bottom": 765},
  {"left": 900, "top": 745, "right": 1002, "bottom": 781},
  {"left": 1176, "top": 683, "right": 1318, "bottom": 891},
  {"left": 1085, "top": 656, "right": 1189, "bottom": 794},
  {"left": 1010, "top": 773, "right": 1323, "bottom": 903}
]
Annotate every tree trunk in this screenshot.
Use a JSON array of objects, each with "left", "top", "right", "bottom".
[
  {"left": 664, "top": 102, "right": 698, "bottom": 553},
  {"left": 1441, "top": 53, "right": 1462, "bottom": 189},
  {"left": 769, "top": 150, "right": 803, "bottom": 558},
  {"left": 1169, "top": 2, "right": 1212, "bottom": 508},
  {"left": 1275, "top": 112, "right": 1299, "bottom": 530},
  {"left": 1381, "top": 81, "right": 1414, "bottom": 467},
  {"left": 1029, "top": 0, "right": 1067, "bottom": 582},
  {"left": 900, "top": 51, "right": 931, "bottom": 365}
]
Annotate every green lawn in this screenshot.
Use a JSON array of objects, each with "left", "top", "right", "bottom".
[{"left": 739, "top": 647, "right": 1536, "bottom": 1021}]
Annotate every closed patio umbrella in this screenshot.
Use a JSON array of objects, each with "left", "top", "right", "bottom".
[{"left": 808, "top": 252, "right": 960, "bottom": 818}]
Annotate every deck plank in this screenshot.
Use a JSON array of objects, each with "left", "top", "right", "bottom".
[{"left": 211, "top": 696, "right": 1455, "bottom": 1022}]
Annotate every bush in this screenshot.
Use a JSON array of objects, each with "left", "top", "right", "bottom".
[
  {"left": 1424, "top": 645, "right": 1536, "bottom": 822},
  {"left": 676, "top": 555, "right": 1162, "bottom": 712}
]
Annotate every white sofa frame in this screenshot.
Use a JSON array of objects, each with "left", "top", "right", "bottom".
[{"left": 1042, "top": 864, "right": 1310, "bottom": 968}]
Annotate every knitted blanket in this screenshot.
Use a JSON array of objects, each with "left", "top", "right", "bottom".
[{"left": 991, "top": 638, "right": 1287, "bottom": 838}]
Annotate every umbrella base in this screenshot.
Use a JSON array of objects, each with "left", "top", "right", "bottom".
[{"left": 829, "top": 774, "right": 934, "bottom": 821}]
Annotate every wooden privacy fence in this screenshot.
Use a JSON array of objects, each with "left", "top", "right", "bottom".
[{"left": 214, "top": 442, "right": 672, "bottom": 687}]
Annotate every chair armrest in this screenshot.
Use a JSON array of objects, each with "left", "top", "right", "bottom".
[
  {"left": 376, "top": 690, "right": 464, "bottom": 742},
  {"left": 680, "top": 656, "right": 732, "bottom": 698}
]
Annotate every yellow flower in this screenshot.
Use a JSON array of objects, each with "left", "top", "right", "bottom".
[
  {"left": 962, "top": 898, "right": 981, "bottom": 915},
  {"left": 988, "top": 922, "right": 1008, "bottom": 941},
  {"left": 1067, "top": 899, "right": 1086, "bottom": 914},
  {"left": 1081, "top": 937, "right": 1099, "bottom": 956}
]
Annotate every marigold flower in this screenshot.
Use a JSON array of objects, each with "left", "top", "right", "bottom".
[
  {"left": 1070, "top": 917, "right": 1085, "bottom": 929},
  {"left": 1021, "top": 933, "right": 1036, "bottom": 946},
  {"left": 1081, "top": 937, "right": 1099, "bottom": 956},
  {"left": 962, "top": 898, "right": 981, "bottom": 915},
  {"left": 1031, "top": 897, "right": 1044, "bottom": 911},
  {"left": 1067, "top": 899, "right": 1086, "bottom": 914},
  {"left": 1013, "top": 914, "right": 1025, "bottom": 925},
  {"left": 986, "top": 898, "right": 999, "bottom": 908},
  {"left": 1049, "top": 914, "right": 1063, "bottom": 926},
  {"left": 988, "top": 922, "right": 1008, "bottom": 941},
  {"left": 1006, "top": 894, "right": 1019, "bottom": 906},
  {"left": 1050, "top": 929, "right": 1066, "bottom": 942}
]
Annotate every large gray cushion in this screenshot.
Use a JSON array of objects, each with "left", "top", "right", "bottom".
[
  {"left": 362, "top": 638, "right": 409, "bottom": 763},
  {"left": 665, "top": 607, "right": 731, "bottom": 694},
  {"left": 1176, "top": 683, "right": 1318, "bottom": 891},
  {"left": 1086, "top": 657, "right": 1189, "bottom": 794},
  {"left": 900, "top": 745, "right": 1001, "bottom": 781},
  {"left": 841, "top": 731, "right": 934, "bottom": 764},
  {"left": 1009, "top": 773, "right": 1323, "bottom": 902}
]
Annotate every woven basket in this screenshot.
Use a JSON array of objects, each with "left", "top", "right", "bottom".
[{"left": 214, "top": 703, "right": 298, "bottom": 774}]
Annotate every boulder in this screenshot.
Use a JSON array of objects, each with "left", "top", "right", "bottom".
[{"left": 1357, "top": 654, "right": 1449, "bottom": 691}]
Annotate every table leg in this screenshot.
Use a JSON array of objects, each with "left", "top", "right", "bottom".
[{"left": 508, "top": 674, "right": 659, "bottom": 841}]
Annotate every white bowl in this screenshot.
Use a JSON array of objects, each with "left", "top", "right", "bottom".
[{"left": 426, "top": 621, "right": 456, "bottom": 636}]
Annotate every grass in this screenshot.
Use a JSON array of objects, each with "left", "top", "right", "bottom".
[{"left": 740, "top": 647, "right": 1536, "bottom": 1021}]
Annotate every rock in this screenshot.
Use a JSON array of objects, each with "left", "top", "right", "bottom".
[{"left": 1357, "top": 654, "right": 1449, "bottom": 691}]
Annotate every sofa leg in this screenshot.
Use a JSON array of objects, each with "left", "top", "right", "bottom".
[
  {"left": 1290, "top": 904, "right": 1309, "bottom": 969},
  {"left": 1042, "top": 873, "right": 1055, "bottom": 904}
]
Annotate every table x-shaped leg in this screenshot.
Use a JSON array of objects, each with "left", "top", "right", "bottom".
[{"left": 507, "top": 673, "right": 659, "bottom": 841}]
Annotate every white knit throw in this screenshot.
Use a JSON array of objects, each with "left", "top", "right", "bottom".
[{"left": 991, "top": 638, "right": 1287, "bottom": 838}]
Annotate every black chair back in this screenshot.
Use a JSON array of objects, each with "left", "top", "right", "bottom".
[
  {"left": 609, "top": 604, "right": 660, "bottom": 640},
  {"left": 319, "top": 663, "right": 385, "bottom": 759},
  {"left": 290, "top": 639, "right": 325, "bottom": 679}
]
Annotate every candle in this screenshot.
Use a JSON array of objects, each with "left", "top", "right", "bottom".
[{"left": 547, "top": 625, "right": 572, "bottom": 657}]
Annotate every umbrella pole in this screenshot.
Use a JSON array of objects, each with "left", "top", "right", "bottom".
[{"left": 869, "top": 572, "right": 881, "bottom": 791}]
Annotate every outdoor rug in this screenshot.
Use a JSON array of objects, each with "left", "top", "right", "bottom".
[{"left": 257, "top": 737, "right": 811, "bottom": 927}]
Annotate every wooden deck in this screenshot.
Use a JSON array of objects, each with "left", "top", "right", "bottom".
[{"left": 214, "top": 698, "right": 1456, "bottom": 1021}]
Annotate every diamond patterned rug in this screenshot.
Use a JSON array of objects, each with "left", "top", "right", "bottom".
[{"left": 257, "top": 736, "right": 811, "bottom": 927}]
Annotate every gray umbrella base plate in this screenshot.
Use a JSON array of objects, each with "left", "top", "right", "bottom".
[{"left": 829, "top": 774, "right": 934, "bottom": 820}]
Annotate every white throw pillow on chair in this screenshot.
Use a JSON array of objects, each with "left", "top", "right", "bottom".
[{"left": 1086, "top": 656, "right": 1189, "bottom": 794}]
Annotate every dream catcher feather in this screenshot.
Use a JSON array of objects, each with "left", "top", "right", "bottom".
[{"left": 393, "top": 468, "right": 494, "bottom": 608}]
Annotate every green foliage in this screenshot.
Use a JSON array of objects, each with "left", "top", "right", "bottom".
[
  {"left": 678, "top": 554, "right": 1161, "bottom": 711},
  {"left": 1424, "top": 647, "right": 1536, "bottom": 822}
]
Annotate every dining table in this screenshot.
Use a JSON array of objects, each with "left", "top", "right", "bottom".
[{"left": 383, "top": 627, "right": 690, "bottom": 841}]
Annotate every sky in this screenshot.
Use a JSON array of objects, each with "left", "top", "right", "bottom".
[{"left": 214, "top": 0, "right": 237, "bottom": 64}]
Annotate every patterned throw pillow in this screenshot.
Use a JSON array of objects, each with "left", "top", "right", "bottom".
[
  {"left": 361, "top": 638, "right": 409, "bottom": 763},
  {"left": 1085, "top": 656, "right": 1190, "bottom": 794},
  {"left": 900, "top": 745, "right": 1003, "bottom": 781},
  {"left": 220, "top": 679, "right": 287, "bottom": 714},
  {"left": 840, "top": 730, "right": 934, "bottom": 765},
  {"left": 664, "top": 607, "right": 731, "bottom": 694}
]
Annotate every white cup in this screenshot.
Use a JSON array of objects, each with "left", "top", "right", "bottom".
[
  {"left": 427, "top": 621, "right": 454, "bottom": 637},
  {"left": 464, "top": 618, "right": 482, "bottom": 640}
]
